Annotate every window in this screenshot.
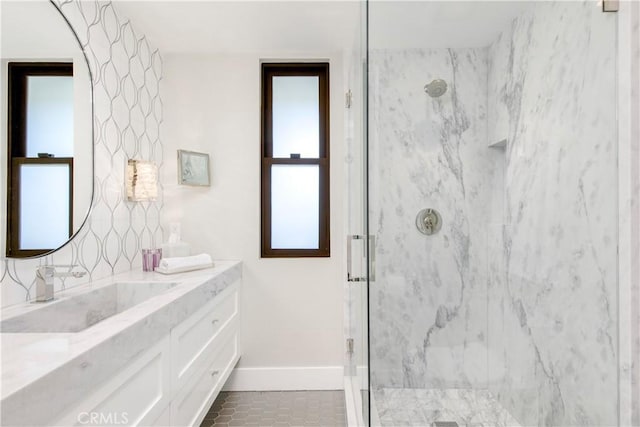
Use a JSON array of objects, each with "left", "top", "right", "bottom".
[
  {"left": 6, "top": 62, "right": 74, "bottom": 257},
  {"left": 261, "top": 63, "right": 330, "bottom": 257}
]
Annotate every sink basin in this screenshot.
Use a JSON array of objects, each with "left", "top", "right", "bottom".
[{"left": 0, "top": 281, "right": 177, "bottom": 333}]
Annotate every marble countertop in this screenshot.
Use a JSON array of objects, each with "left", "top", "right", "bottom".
[{"left": 0, "top": 260, "right": 242, "bottom": 426}]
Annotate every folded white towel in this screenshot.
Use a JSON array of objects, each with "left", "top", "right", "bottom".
[{"left": 155, "top": 253, "right": 213, "bottom": 274}]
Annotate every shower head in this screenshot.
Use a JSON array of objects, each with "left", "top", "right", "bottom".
[{"left": 425, "top": 79, "right": 447, "bottom": 98}]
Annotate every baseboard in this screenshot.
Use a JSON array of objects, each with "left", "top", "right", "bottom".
[{"left": 222, "top": 366, "right": 344, "bottom": 391}]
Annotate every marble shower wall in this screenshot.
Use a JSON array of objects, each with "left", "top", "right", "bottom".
[
  {"left": 369, "top": 48, "right": 498, "bottom": 389},
  {"left": 369, "top": 3, "right": 619, "bottom": 426},
  {"left": 487, "top": 2, "right": 618, "bottom": 426},
  {"left": 0, "top": 0, "right": 163, "bottom": 308}
]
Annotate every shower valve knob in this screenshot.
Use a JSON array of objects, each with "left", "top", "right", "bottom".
[{"left": 416, "top": 208, "right": 442, "bottom": 235}]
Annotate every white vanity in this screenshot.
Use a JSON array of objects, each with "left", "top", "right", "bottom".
[{"left": 0, "top": 261, "right": 242, "bottom": 427}]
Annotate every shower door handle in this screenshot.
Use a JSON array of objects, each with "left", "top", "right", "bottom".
[
  {"left": 369, "top": 235, "right": 376, "bottom": 283},
  {"left": 347, "top": 234, "right": 375, "bottom": 282},
  {"left": 347, "top": 235, "right": 365, "bottom": 282}
]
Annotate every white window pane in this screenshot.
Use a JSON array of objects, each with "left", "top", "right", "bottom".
[
  {"left": 19, "top": 164, "right": 70, "bottom": 249},
  {"left": 271, "top": 165, "right": 319, "bottom": 249},
  {"left": 26, "top": 76, "right": 74, "bottom": 157},
  {"left": 272, "top": 76, "right": 319, "bottom": 158}
]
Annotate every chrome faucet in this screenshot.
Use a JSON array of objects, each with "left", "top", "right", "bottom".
[{"left": 34, "top": 265, "right": 87, "bottom": 303}]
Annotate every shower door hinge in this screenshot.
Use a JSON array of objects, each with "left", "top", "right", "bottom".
[
  {"left": 346, "top": 338, "right": 354, "bottom": 356},
  {"left": 602, "top": 0, "right": 619, "bottom": 12},
  {"left": 345, "top": 90, "right": 353, "bottom": 109}
]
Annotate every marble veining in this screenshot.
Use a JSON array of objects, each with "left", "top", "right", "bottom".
[
  {"left": 623, "top": 3, "right": 640, "bottom": 425},
  {"left": 374, "top": 388, "right": 521, "bottom": 427},
  {"left": 369, "top": 47, "right": 495, "bottom": 390},
  {"left": 0, "top": 281, "right": 177, "bottom": 333},
  {"left": 0, "top": 260, "right": 241, "bottom": 426},
  {"left": 369, "top": 2, "right": 619, "bottom": 427},
  {"left": 487, "top": 3, "right": 618, "bottom": 426}
]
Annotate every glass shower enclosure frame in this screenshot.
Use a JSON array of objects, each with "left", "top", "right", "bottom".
[
  {"left": 345, "top": 1, "right": 636, "bottom": 426},
  {"left": 344, "top": 0, "right": 370, "bottom": 424}
]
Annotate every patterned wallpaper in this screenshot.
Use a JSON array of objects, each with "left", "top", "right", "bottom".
[{"left": 0, "top": 0, "right": 164, "bottom": 308}]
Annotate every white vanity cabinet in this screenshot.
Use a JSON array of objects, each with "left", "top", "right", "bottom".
[
  {"left": 54, "top": 336, "right": 173, "bottom": 427},
  {"left": 52, "top": 280, "right": 241, "bottom": 427},
  {"left": 170, "top": 282, "right": 240, "bottom": 427}
]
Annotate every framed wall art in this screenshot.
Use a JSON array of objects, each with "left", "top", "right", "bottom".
[{"left": 177, "top": 150, "right": 210, "bottom": 186}]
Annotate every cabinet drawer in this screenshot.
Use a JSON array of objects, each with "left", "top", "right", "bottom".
[
  {"left": 171, "top": 283, "right": 238, "bottom": 392},
  {"left": 171, "top": 328, "right": 239, "bottom": 427},
  {"left": 54, "top": 336, "right": 171, "bottom": 427}
]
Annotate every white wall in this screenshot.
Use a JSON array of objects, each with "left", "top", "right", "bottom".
[{"left": 162, "top": 53, "right": 345, "bottom": 387}]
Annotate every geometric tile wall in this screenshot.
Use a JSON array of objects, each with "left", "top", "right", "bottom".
[{"left": 0, "top": 0, "right": 163, "bottom": 308}]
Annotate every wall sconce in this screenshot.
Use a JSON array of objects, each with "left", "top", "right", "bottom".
[{"left": 126, "top": 159, "right": 158, "bottom": 201}]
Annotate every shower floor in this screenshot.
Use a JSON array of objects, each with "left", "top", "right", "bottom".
[{"left": 373, "top": 388, "right": 521, "bottom": 427}]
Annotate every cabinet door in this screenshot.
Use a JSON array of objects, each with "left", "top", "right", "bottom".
[
  {"left": 54, "top": 336, "right": 171, "bottom": 427},
  {"left": 150, "top": 404, "right": 171, "bottom": 427},
  {"left": 171, "top": 327, "right": 240, "bottom": 427},
  {"left": 171, "top": 282, "right": 239, "bottom": 393}
]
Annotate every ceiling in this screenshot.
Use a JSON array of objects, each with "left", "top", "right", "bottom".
[
  {"left": 113, "top": 1, "right": 361, "bottom": 54},
  {"left": 369, "top": 1, "right": 533, "bottom": 49},
  {"left": 2, "top": 1, "right": 82, "bottom": 57},
  {"left": 113, "top": 0, "right": 532, "bottom": 54}
]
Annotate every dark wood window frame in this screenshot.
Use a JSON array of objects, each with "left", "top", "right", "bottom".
[
  {"left": 6, "top": 62, "right": 74, "bottom": 257},
  {"left": 260, "top": 62, "right": 330, "bottom": 258}
]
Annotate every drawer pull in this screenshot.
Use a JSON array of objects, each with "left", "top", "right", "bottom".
[
  {"left": 210, "top": 370, "right": 220, "bottom": 377},
  {"left": 211, "top": 319, "right": 219, "bottom": 326}
]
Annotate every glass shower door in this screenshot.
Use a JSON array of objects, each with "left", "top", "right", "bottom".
[
  {"left": 366, "top": 1, "right": 619, "bottom": 426},
  {"left": 345, "top": 1, "right": 369, "bottom": 424}
]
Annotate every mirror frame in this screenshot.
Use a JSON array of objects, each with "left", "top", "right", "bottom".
[{"left": 4, "top": 0, "right": 95, "bottom": 259}]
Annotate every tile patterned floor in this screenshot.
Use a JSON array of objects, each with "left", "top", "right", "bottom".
[{"left": 200, "top": 391, "right": 347, "bottom": 427}]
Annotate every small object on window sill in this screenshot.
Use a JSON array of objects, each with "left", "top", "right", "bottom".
[
  {"left": 290, "top": 153, "right": 301, "bottom": 159},
  {"left": 37, "top": 153, "right": 54, "bottom": 158}
]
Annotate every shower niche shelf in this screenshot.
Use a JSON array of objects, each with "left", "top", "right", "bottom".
[{"left": 488, "top": 138, "right": 507, "bottom": 149}]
